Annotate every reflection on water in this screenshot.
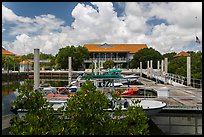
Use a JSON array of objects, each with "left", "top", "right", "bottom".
[
  {"left": 2, "top": 81, "right": 21, "bottom": 96},
  {"left": 151, "top": 112, "right": 202, "bottom": 135},
  {"left": 2, "top": 91, "right": 19, "bottom": 116}
]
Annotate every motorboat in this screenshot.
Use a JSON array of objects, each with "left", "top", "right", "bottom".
[
  {"left": 82, "top": 73, "right": 166, "bottom": 116},
  {"left": 121, "top": 87, "right": 140, "bottom": 96},
  {"left": 128, "top": 99, "right": 167, "bottom": 116},
  {"left": 16, "top": 98, "right": 68, "bottom": 119}
]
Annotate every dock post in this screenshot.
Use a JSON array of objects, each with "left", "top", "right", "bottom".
[
  {"left": 68, "top": 57, "right": 72, "bottom": 85},
  {"left": 187, "top": 56, "right": 191, "bottom": 86},
  {"left": 94, "top": 60, "right": 97, "bottom": 75},
  {"left": 140, "top": 62, "right": 142, "bottom": 77},
  {"left": 157, "top": 60, "right": 160, "bottom": 70},
  {"left": 161, "top": 60, "right": 164, "bottom": 82},
  {"left": 164, "top": 58, "right": 168, "bottom": 74},
  {"left": 164, "top": 58, "right": 168, "bottom": 84},
  {"left": 150, "top": 60, "right": 153, "bottom": 78},
  {"left": 101, "top": 61, "right": 103, "bottom": 69},
  {"left": 161, "top": 60, "right": 164, "bottom": 73},
  {"left": 147, "top": 61, "right": 149, "bottom": 78},
  {"left": 34, "top": 49, "right": 40, "bottom": 90}
]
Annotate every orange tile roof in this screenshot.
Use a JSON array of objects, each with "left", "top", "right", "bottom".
[
  {"left": 19, "top": 60, "right": 33, "bottom": 65},
  {"left": 84, "top": 44, "right": 148, "bottom": 53},
  {"left": 2, "top": 49, "right": 15, "bottom": 56},
  {"left": 2, "top": 48, "right": 21, "bottom": 57},
  {"left": 174, "top": 51, "right": 190, "bottom": 57}
]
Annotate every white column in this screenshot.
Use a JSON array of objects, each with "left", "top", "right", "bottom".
[
  {"left": 140, "top": 62, "right": 142, "bottom": 77},
  {"left": 68, "top": 57, "right": 72, "bottom": 85},
  {"left": 164, "top": 58, "right": 168, "bottom": 74},
  {"left": 157, "top": 60, "right": 160, "bottom": 70},
  {"left": 101, "top": 61, "right": 103, "bottom": 68},
  {"left": 34, "top": 49, "right": 40, "bottom": 90},
  {"left": 94, "top": 60, "right": 97, "bottom": 75},
  {"left": 150, "top": 60, "right": 153, "bottom": 78},
  {"left": 187, "top": 56, "right": 191, "bottom": 86},
  {"left": 147, "top": 61, "right": 149, "bottom": 77},
  {"left": 161, "top": 60, "right": 164, "bottom": 72}
]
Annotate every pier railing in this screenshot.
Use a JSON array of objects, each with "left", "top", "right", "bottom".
[
  {"left": 116, "top": 86, "right": 202, "bottom": 110},
  {"left": 142, "top": 69, "right": 202, "bottom": 89}
]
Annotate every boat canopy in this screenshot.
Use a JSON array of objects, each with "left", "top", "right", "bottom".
[
  {"left": 108, "top": 69, "right": 122, "bottom": 73},
  {"left": 82, "top": 74, "right": 124, "bottom": 79}
]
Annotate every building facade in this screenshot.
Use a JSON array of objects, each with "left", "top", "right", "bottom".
[
  {"left": 84, "top": 43, "right": 148, "bottom": 69},
  {"left": 19, "top": 60, "right": 33, "bottom": 71}
]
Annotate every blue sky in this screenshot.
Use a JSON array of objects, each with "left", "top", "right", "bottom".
[{"left": 2, "top": 2, "right": 202, "bottom": 55}]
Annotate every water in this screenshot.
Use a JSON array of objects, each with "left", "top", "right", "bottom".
[
  {"left": 151, "top": 111, "right": 202, "bottom": 135},
  {"left": 2, "top": 80, "right": 202, "bottom": 135}
]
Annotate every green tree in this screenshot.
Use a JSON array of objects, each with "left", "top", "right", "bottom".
[
  {"left": 10, "top": 79, "right": 63, "bottom": 135},
  {"left": 10, "top": 80, "right": 149, "bottom": 135},
  {"left": 88, "top": 64, "right": 93, "bottom": 69},
  {"left": 55, "top": 46, "right": 89, "bottom": 70},
  {"left": 2, "top": 55, "right": 21, "bottom": 71},
  {"left": 162, "top": 52, "right": 177, "bottom": 61},
  {"left": 168, "top": 51, "right": 202, "bottom": 79},
  {"left": 189, "top": 51, "right": 202, "bottom": 79},
  {"left": 103, "top": 60, "right": 114, "bottom": 69},
  {"left": 12, "top": 57, "right": 21, "bottom": 71},
  {"left": 23, "top": 53, "right": 34, "bottom": 59},
  {"left": 168, "top": 56, "right": 187, "bottom": 76},
  {"left": 130, "top": 47, "right": 163, "bottom": 69},
  {"left": 23, "top": 52, "right": 56, "bottom": 70}
]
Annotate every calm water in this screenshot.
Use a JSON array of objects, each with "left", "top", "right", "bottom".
[
  {"left": 151, "top": 111, "right": 202, "bottom": 135},
  {"left": 2, "top": 80, "right": 202, "bottom": 135}
]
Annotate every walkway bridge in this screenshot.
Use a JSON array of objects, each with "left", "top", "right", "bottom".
[{"left": 141, "top": 69, "right": 202, "bottom": 89}]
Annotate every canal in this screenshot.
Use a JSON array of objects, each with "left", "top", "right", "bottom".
[{"left": 2, "top": 79, "right": 202, "bottom": 135}]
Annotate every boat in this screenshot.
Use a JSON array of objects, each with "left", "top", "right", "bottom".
[
  {"left": 13, "top": 72, "right": 166, "bottom": 119},
  {"left": 17, "top": 98, "right": 68, "bottom": 119},
  {"left": 120, "top": 87, "right": 140, "bottom": 97},
  {"left": 82, "top": 73, "right": 166, "bottom": 116},
  {"left": 128, "top": 99, "right": 167, "bottom": 116}
]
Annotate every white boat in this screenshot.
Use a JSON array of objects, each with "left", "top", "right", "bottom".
[
  {"left": 41, "top": 87, "right": 58, "bottom": 95},
  {"left": 81, "top": 74, "right": 166, "bottom": 116},
  {"left": 17, "top": 98, "right": 67, "bottom": 119},
  {"left": 122, "top": 74, "right": 139, "bottom": 79},
  {"left": 128, "top": 99, "right": 167, "bottom": 116},
  {"left": 108, "top": 81, "right": 123, "bottom": 87}
]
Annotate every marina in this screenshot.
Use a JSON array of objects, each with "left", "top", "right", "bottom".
[{"left": 2, "top": 72, "right": 202, "bottom": 135}]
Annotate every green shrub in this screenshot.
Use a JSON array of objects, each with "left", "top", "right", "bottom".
[{"left": 10, "top": 80, "right": 149, "bottom": 135}]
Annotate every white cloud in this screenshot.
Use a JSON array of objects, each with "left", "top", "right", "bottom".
[
  {"left": 2, "top": 5, "right": 33, "bottom": 23},
  {"left": 2, "top": 2, "right": 202, "bottom": 56}
]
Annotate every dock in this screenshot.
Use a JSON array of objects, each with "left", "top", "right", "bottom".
[
  {"left": 2, "top": 75, "right": 202, "bottom": 132},
  {"left": 130, "top": 77, "right": 202, "bottom": 110}
]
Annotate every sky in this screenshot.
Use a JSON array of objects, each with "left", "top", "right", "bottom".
[{"left": 2, "top": 2, "right": 202, "bottom": 56}]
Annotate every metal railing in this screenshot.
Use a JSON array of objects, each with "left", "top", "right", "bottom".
[
  {"left": 84, "top": 57, "right": 128, "bottom": 62},
  {"left": 142, "top": 69, "right": 202, "bottom": 89}
]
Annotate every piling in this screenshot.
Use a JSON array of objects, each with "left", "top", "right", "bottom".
[
  {"left": 34, "top": 49, "right": 40, "bottom": 90},
  {"left": 150, "top": 60, "right": 153, "bottom": 78},
  {"left": 161, "top": 60, "right": 164, "bottom": 73},
  {"left": 68, "top": 57, "right": 72, "bottom": 85},
  {"left": 147, "top": 61, "right": 149, "bottom": 77},
  {"left": 140, "top": 62, "right": 142, "bottom": 77},
  {"left": 164, "top": 58, "right": 168, "bottom": 74},
  {"left": 187, "top": 56, "right": 191, "bottom": 86}
]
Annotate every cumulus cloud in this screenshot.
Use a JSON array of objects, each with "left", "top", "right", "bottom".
[
  {"left": 2, "top": 2, "right": 202, "bottom": 55},
  {"left": 2, "top": 4, "right": 32, "bottom": 23}
]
